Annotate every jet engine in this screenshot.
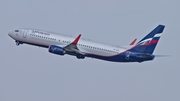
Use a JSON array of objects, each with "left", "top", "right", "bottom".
[{"left": 48, "top": 45, "right": 65, "bottom": 55}]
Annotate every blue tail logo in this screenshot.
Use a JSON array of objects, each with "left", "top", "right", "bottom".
[{"left": 130, "top": 25, "right": 165, "bottom": 54}]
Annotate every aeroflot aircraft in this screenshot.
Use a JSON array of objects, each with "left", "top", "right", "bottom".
[{"left": 8, "top": 25, "right": 165, "bottom": 63}]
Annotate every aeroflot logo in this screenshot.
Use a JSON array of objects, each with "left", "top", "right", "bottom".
[
  {"left": 137, "top": 33, "right": 161, "bottom": 45},
  {"left": 32, "top": 30, "right": 50, "bottom": 36}
]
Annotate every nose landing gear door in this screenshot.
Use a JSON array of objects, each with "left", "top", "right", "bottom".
[{"left": 23, "top": 30, "right": 28, "bottom": 38}]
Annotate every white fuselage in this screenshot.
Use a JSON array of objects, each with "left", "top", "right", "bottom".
[{"left": 9, "top": 28, "right": 129, "bottom": 57}]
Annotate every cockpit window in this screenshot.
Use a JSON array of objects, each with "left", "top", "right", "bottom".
[{"left": 15, "top": 30, "right": 19, "bottom": 32}]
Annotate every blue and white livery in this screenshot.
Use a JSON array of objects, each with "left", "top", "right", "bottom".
[{"left": 8, "top": 25, "right": 165, "bottom": 63}]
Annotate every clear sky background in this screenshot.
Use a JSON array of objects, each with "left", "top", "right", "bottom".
[{"left": 0, "top": 0, "right": 180, "bottom": 101}]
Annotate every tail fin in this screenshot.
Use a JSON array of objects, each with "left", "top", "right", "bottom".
[{"left": 130, "top": 25, "right": 165, "bottom": 54}]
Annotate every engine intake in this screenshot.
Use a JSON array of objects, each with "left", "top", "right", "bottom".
[{"left": 48, "top": 45, "right": 65, "bottom": 55}]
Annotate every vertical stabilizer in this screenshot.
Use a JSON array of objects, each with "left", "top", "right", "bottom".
[{"left": 130, "top": 25, "right": 165, "bottom": 54}]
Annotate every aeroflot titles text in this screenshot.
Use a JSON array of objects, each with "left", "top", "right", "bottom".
[{"left": 32, "top": 30, "right": 50, "bottom": 36}]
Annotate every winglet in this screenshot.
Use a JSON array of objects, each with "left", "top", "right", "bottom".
[
  {"left": 72, "top": 34, "right": 81, "bottom": 45},
  {"left": 130, "top": 38, "right": 137, "bottom": 45}
]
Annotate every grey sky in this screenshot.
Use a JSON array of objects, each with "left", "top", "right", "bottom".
[{"left": 0, "top": 0, "right": 180, "bottom": 101}]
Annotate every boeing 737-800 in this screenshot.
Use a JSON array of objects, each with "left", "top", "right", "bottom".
[{"left": 8, "top": 25, "right": 165, "bottom": 63}]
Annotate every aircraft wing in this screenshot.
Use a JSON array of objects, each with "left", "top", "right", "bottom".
[{"left": 63, "top": 34, "right": 84, "bottom": 55}]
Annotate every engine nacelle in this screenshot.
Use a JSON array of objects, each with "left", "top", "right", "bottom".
[{"left": 48, "top": 45, "right": 65, "bottom": 55}]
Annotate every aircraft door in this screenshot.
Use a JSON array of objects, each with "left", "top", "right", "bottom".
[{"left": 23, "top": 30, "right": 28, "bottom": 38}]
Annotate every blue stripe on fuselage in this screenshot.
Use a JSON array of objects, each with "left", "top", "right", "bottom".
[{"left": 17, "top": 40, "right": 152, "bottom": 62}]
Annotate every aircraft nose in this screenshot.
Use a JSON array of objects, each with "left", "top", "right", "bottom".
[{"left": 8, "top": 32, "right": 13, "bottom": 37}]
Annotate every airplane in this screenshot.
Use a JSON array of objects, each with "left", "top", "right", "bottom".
[{"left": 8, "top": 25, "right": 165, "bottom": 63}]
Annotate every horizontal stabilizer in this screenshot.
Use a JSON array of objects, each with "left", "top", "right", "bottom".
[{"left": 130, "top": 38, "right": 137, "bottom": 45}]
